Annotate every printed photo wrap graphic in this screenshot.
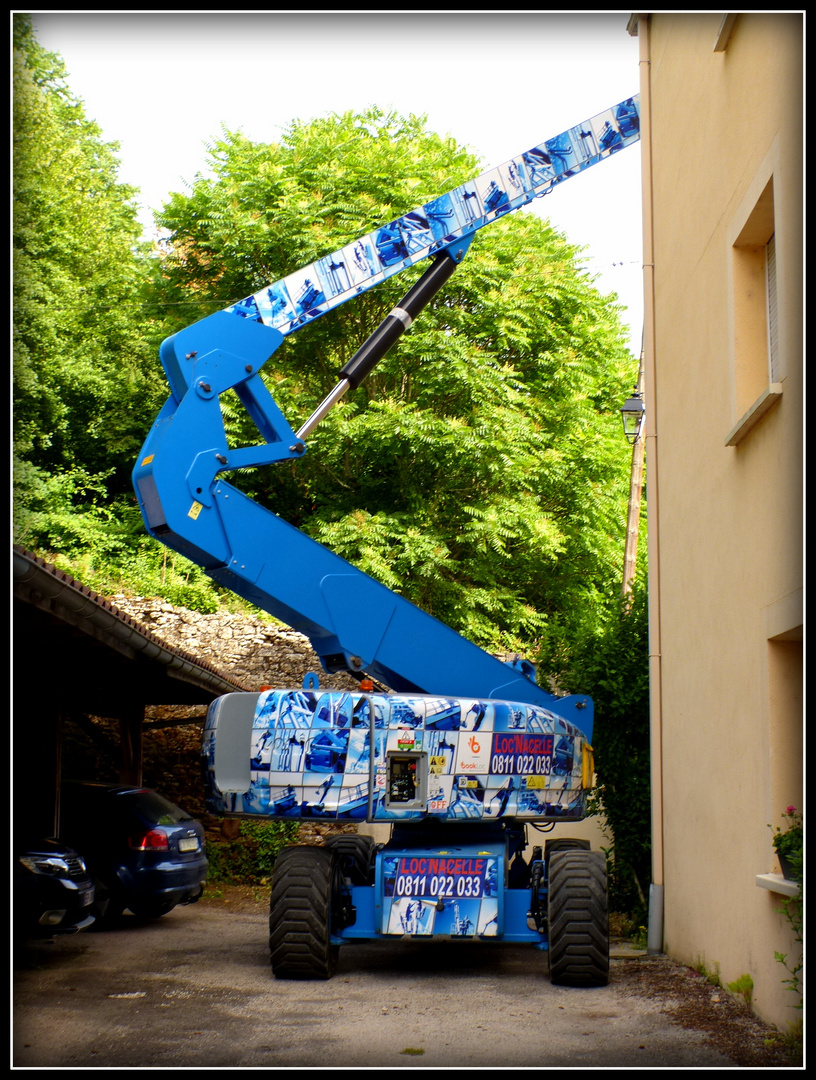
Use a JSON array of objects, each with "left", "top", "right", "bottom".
[
  {"left": 384, "top": 894, "right": 500, "bottom": 937},
  {"left": 203, "top": 691, "right": 588, "bottom": 821},
  {"left": 226, "top": 98, "right": 640, "bottom": 334},
  {"left": 382, "top": 854, "right": 500, "bottom": 937}
]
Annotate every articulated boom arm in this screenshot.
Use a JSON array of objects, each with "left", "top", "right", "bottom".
[{"left": 133, "top": 97, "right": 641, "bottom": 738}]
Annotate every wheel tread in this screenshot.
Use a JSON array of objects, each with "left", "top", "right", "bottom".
[
  {"left": 269, "top": 846, "right": 340, "bottom": 979},
  {"left": 547, "top": 849, "right": 609, "bottom": 987}
]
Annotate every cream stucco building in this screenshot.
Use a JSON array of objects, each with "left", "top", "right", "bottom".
[{"left": 629, "top": 12, "right": 803, "bottom": 1030}]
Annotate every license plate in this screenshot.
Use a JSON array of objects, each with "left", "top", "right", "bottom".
[
  {"left": 80, "top": 888, "right": 94, "bottom": 907},
  {"left": 179, "top": 837, "right": 199, "bottom": 853}
]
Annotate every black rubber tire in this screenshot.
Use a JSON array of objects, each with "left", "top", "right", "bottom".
[
  {"left": 547, "top": 849, "right": 609, "bottom": 987},
  {"left": 324, "top": 834, "right": 376, "bottom": 886},
  {"left": 269, "top": 846, "right": 341, "bottom": 980},
  {"left": 544, "top": 837, "right": 591, "bottom": 867}
]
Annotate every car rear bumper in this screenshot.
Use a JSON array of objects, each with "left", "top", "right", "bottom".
[{"left": 119, "top": 858, "right": 208, "bottom": 906}]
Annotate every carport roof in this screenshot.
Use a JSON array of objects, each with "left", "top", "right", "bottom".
[{"left": 13, "top": 546, "right": 251, "bottom": 713}]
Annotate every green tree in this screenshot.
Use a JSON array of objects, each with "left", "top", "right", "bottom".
[
  {"left": 155, "top": 110, "right": 638, "bottom": 651},
  {"left": 13, "top": 15, "right": 161, "bottom": 556}
]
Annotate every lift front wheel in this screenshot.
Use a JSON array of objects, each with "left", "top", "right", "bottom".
[
  {"left": 269, "top": 845, "right": 341, "bottom": 979},
  {"left": 547, "top": 849, "right": 609, "bottom": 987}
]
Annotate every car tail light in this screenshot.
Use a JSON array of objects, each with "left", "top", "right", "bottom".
[{"left": 129, "top": 829, "right": 169, "bottom": 851}]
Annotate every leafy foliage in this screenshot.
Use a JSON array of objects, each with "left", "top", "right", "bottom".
[
  {"left": 773, "top": 824, "right": 802, "bottom": 1010},
  {"left": 13, "top": 14, "right": 163, "bottom": 546},
  {"left": 156, "top": 110, "right": 638, "bottom": 652},
  {"left": 768, "top": 804, "right": 802, "bottom": 1010},
  {"left": 13, "top": 450, "right": 225, "bottom": 614},
  {"left": 205, "top": 821, "right": 300, "bottom": 884},
  {"left": 539, "top": 568, "right": 650, "bottom": 914},
  {"left": 770, "top": 806, "right": 803, "bottom": 865}
]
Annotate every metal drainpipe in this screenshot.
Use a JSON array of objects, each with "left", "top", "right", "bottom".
[{"left": 633, "top": 12, "right": 665, "bottom": 955}]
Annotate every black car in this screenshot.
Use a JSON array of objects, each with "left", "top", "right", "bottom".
[
  {"left": 15, "top": 838, "right": 96, "bottom": 937},
  {"left": 59, "top": 783, "right": 208, "bottom": 925}
]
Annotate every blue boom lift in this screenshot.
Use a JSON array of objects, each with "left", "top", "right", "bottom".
[{"left": 133, "top": 97, "right": 640, "bottom": 985}]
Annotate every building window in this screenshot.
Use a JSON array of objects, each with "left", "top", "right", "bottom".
[{"left": 726, "top": 177, "right": 782, "bottom": 446}]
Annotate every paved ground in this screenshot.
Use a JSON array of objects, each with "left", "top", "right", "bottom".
[{"left": 13, "top": 887, "right": 797, "bottom": 1069}]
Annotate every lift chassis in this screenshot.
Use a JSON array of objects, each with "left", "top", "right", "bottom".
[
  {"left": 135, "top": 97, "right": 640, "bottom": 985},
  {"left": 204, "top": 687, "right": 609, "bottom": 984}
]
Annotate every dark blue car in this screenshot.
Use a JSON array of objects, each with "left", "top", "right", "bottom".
[
  {"left": 59, "top": 783, "right": 208, "bottom": 926},
  {"left": 15, "top": 838, "right": 96, "bottom": 938}
]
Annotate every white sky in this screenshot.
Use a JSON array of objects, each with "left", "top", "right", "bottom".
[{"left": 29, "top": 11, "right": 644, "bottom": 356}]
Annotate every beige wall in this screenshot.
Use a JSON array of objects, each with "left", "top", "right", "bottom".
[
  {"left": 641, "top": 13, "right": 803, "bottom": 1028},
  {"left": 361, "top": 815, "right": 610, "bottom": 851}
]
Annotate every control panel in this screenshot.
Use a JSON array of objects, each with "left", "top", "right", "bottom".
[{"left": 385, "top": 752, "right": 428, "bottom": 811}]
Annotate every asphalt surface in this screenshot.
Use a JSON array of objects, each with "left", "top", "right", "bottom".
[{"left": 13, "top": 895, "right": 753, "bottom": 1069}]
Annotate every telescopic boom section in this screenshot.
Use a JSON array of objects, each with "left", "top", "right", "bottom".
[
  {"left": 133, "top": 96, "right": 640, "bottom": 737},
  {"left": 296, "top": 245, "right": 465, "bottom": 445}
]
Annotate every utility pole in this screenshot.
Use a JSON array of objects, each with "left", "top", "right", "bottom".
[{"left": 622, "top": 351, "right": 645, "bottom": 600}]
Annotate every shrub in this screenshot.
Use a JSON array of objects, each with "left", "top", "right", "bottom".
[{"left": 206, "top": 820, "right": 300, "bottom": 884}]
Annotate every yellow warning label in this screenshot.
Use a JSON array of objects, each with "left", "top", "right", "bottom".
[
  {"left": 188, "top": 501, "right": 203, "bottom": 520},
  {"left": 429, "top": 755, "right": 447, "bottom": 774},
  {"left": 525, "top": 776, "right": 547, "bottom": 789}
]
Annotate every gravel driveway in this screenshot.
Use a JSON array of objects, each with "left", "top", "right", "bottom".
[{"left": 13, "top": 886, "right": 795, "bottom": 1068}]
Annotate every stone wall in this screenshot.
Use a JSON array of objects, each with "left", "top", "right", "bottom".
[
  {"left": 101, "top": 597, "right": 360, "bottom": 843},
  {"left": 108, "top": 595, "right": 360, "bottom": 694}
]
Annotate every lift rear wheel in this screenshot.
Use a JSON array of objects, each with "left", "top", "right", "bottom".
[
  {"left": 324, "top": 834, "right": 377, "bottom": 885},
  {"left": 544, "top": 837, "right": 591, "bottom": 866},
  {"left": 547, "top": 849, "right": 609, "bottom": 987},
  {"left": 543, "top": 837, "right": 591, "bottom": 883},
  {"left": 269, "top": 845, "right": 342, "bottom": 979}
]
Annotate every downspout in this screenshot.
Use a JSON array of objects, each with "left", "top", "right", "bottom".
[{"left": 630, "top": 12, "right": 665, "bottom": 955}]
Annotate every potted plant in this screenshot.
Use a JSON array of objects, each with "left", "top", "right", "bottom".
[{"left": 770, "top": 806, "right": 803, "bottom": 882}]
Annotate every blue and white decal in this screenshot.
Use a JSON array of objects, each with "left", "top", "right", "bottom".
[
  {"left": 226, "top": 97, "right": 640, "bottom": 335},
  {"left": 202, "top": 690, "right": 590, "bottom": 823}
]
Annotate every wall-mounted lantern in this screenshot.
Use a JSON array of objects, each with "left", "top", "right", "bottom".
[{"left": 620, "top": 388, "right": 646, "bottom": 444}]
